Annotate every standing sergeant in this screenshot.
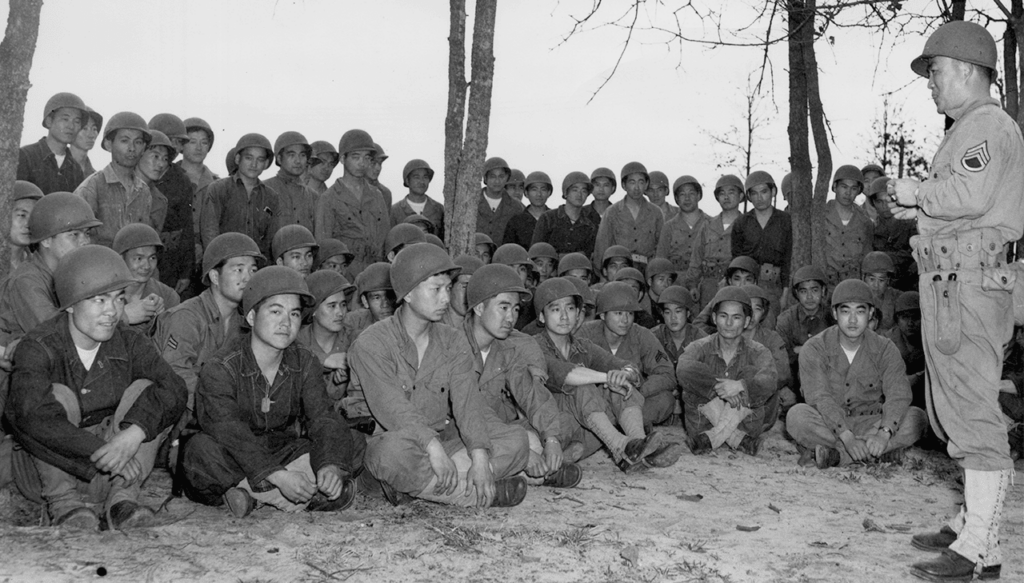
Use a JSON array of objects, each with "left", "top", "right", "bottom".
[
  {"left": 349, "top": 243, "right": 530, "bottom": 507},
  {"left": 731, "top": 171, "right": 792, "bottom": 306},
  {"left": 476, "top": 157, "right": 525, "bottom": 247},
  {"left": 200, "top": 133, "right": 279, "bottom": 258},
  {"left": 786, "top": 279, "right": 927, "bottom": 469},
  {"left": 463, "top": 264, "right": 584, "bottom": 487},
  {"left": 593, "top": 162, "right": 663, "bottom": 274},
  {"left": 6, "top": 245, "right": 186, "bottom": 529},
  {"left": 182, "top": 267, "right": 359, "bottom": 517},
  {"left": 685, "top": 175, "right": 744, "bottom": 309},
  {"left": 75, "top": 112, "right": 166, "bottom": 249},
  {"left": 656, "top": 175, "right": 709, "bottom": 275},
  {"left": 315, "top": 130, "right": 390, "bottom": 275},
  {"left": 887, "top": 22, "right": 1023, "bottom": 581},
  {"left": 264, "top": 132, "right": 319, "bottom": 234},
  {"left": 532, "top": 171, "right": 599, "bottom": 260},
  {"left": 18, "top": 92, "right": 88, "bottom": 194},
  {"left": 823, "top": 165, "right": 874, "bottom": 287},
  {"left": 390, "top": 160, "right": 444, "bottom": 240}
]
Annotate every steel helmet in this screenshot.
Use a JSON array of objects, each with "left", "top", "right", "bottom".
[
  {"left": 241, "top": 265, "right": 314, "bottom": 317},
  {"left": 508, "top": 169, "right": 526, "bottom": 186},
  {"left": 145, "top": 130, "right": 178, "bottom": 163},
  {"left": 390, "top": 242, "right": 460, "bottom": 300},
  {"left": 234, "top": 133, "right": 274, "bottom": 160},
  {"left": 645, "top": 258, "right": 676, "bottom": 281},
  {"left": 13, "top": 180, "right": 44, "bottom": 202},
  {"left": 338, "top": 129, "right": 376, "bottom": 156},
  {"left": 202, "top": 232, "right": 263, "bottom": 285},
  {"left": 831, "top": 279, "right": 874, "bottom": 307},
  {"left": 672, "top": 175, "right": 702, "bottom": 197},
  {"left": 454, "top": 254, "right": 485, "bottom": 278},
  {"left": 613, "top": 267, "right": 647, "bottom": 294},
  {"left": 474, "top": 232, "right": 496, "bottom": 254},
  {"left": 55, "top": 245, "right": 134, "bottom": 311},
  {"left": 558, "top": 253, "right": 594, "bottom": 277},
  {"left": 744, "top": 170, "right": 775, "bottom": 192},
  {"left": 912, "top": 20, "right": 998, "bottom": 79},
  {"left": 102, "top": 112, "right": 152, "bottom": 151},
  {"left": 402, "top": 159, "right": 435, "bottom": 186},
  {"left": 148, "top": 113, "right": 188, "bottom": 142},
  {"left": 861, "top": 251, "right": 895, "bottom": 274},
  {"left": 372, "top": 142, "right": 388, "bottom": 162},
  {"left": 81, "top": 105, "right": 103, "bottom": 132},
  {"left": 792, "top": 265, "right": 827, "bottom": 289},
  {"left": 28, "top": 192, "right": 102, "bottom": 244},
  {"left": 306, "top": 270, "right": 355, "bottom": 308},
  {"left": 657, "top": 285, "right": 695, "bottom": 311},
  {"left": 533, "top": 277, "right": 581, "bottom": 315},
  {"left": 565, "top": 275, "right": 597, "bottom": 307},
  {"left": 426, "top": 233, "right": 446, "bottom": 250},
  {"left": 895, "top": 291, "right": 921, "bottom": 314},
  {"left": 561, "top": 171, "right": 592, "bottom": 196},
  {"left": 273, "top": 131, "right": 312, "bottom": 163},
  {"left": 42, "top": 92, "right": 87, "bottom": 128},
  {"left": 528, "top": 242, "right": 559, "bottom": 262},
  {"left": 596, "top": 281, "right": 642, "bottom": 315},
  {"left": 310, "top": 140, "right": 339, "bottom": 161},
  {"left": 861, "top": 163, "right": 884, "bottom": 177},
  {"left": 590, "top": 167, "right": 616, "bottom": 184},
  {"left": 524, "top": 171, "right": 553, "bottom": 191},
  {"left": 726, "top": 256, "right": 759, "bottom": 280},
  {"left": 780, "top": 172, "right": 794, "bottom": 195},
  {"left": 467, "top": 263, "right": 532, "bottom": 310},
  {"left": 272, "top": 225, "right": 319, "bottom": 260},
  {"left": 493, "top": 243, "right": 534, "bottom": 269},
  {"left": 649, "top": 171, "right": 670, "bottom": 189},
  {"left": 112, "top": 223, "right": 164, "bottom": 255},
  {"left": 832, "top": 164, "right": 865, "bottom": 186},
  {"left": 385, "top": 223, "right": 427, "bottom": 256},
  {"left": 355, "top": 262, "right": 393, "bottom": 298},
  {"left": 619, "top": 161, "right": 650, "bottom": 186},
  {"left": 866, "top": 176, "right": 891, "bottom": 199},
  {"left": 225, "top": 147, "right": 239, "bottom": 175},
  {"left": 482, "top": 157, "right": 511, "bottom": 182},
  {"left": 183, "top": 117, "right": 215, "bottom": 145},
  {"left": 403, "top": 214, "right": 435, "bottom": 233},
  {"left": 714, "top": 174, "right": 745, "bottom": 196},
  {"left": 602, "top": 245, "right": 633, "bottom": 268},
  {"left": 740, "top": 284, "right": 771, "bottom": 306},
  {"left": 710, "top": 286, "right": 752, "bottom": 312},
  {"left": 315, "top": 238, "right": 354, "bottom": 270}
]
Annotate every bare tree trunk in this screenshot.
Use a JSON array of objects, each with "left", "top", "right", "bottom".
[
  {"left": 443, "top": 0, "right": 468, "bottom": 251},
  {"left": 446, "top": 0, "right": 497, "bottom": 258},
  {"left": 801, "top": 0, "right": 831, "bottom": 272},
  {"left": 0, "top": 0, "right": 44, "bottom": 279},
  {"left": 1013, "top": 0, "right": 1024, "bottom": 130},
  {"left": 787, "top": 0, "right": 813, "bottom": 271},
  {"left": 1005, "top": 20, "right": 1019, "bottom": 121}
]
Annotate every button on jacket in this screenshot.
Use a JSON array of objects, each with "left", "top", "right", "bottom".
[
  {"left": 200, "top": 174, "right": 279, "bottom": 258},
  {"left": 315, "top": 179, "right": 390, "bottom": 275},
  {"left": 17, "top": 138, "right": 86, "bottom": 194},
  {"left": 76, "top": 165, "right": 168, "bottom": 248}
]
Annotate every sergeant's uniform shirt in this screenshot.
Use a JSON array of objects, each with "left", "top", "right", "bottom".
[
  {"left": 155, "top": 288, "right": 243, "bottom": 405},
  {"left": 200, "top": 174, "right": 279, "bottom": 258},
  {"left": 347, "top": 306, "right": 495, "bottom": 454},
  {"left": 390, "top": 197, "right": 446, "bottom": 241},
  {"left": 315, "top": 178, "right": 390, "bottom": 276},
  {"left": 576, "top": 320, "right": 676, "bottom": 400},
  {"left": 656, "top": 210, "right": 710, "bottom": 273},
  {"left": 462, "top": 321, "right": 561, "bottom": 443},
  {"left": 6, "top": 313, "right": 186, "bottom": 481},
  {"left": 798, "top": 326, "right": 911, "bottom": 438},
  {"left": 264, "top": 170, "right": 320, "bottom": 235},
  {"left": 822, "top": 200, "right": 874, "bottom": 287},
  {"left": 531, "top": 205, "right": 599, "bottom": 259},
  {"left": 593, "top": 199, "right": 664, "bottom": 269},
  {"left": 476, "top": 191, "right": 525, "bottom": 247},
  {"left": 76, "top": 165, "right": 168, "bottom": 248},
  {"left": 17, "top": 138, "right": 86, "bottom": 194},
  {"left": 731, "top": 208, "right": 793, "bottom": 287}
]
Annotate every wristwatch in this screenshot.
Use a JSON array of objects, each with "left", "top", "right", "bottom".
[{"left": 880, "top": 427, "right": 893, "bottom": 437}]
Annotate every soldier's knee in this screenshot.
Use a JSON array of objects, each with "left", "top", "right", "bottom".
[{"left": 365, "top": 430, "right": 423, "bottom": 478}]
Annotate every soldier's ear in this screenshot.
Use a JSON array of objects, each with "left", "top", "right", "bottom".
[
  {"left": 360, "top": 295, "right": 369, "bottom": 310},
  {"left": 245, "top": 308, "right": 256, "bottom": 328},
  {"left": 473, "top": 303, "right": 484, "bottom": 318}
]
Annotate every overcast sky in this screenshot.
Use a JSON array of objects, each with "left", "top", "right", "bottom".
[{"left": 11, "top": 0, "right": 977, "bottom": 212}]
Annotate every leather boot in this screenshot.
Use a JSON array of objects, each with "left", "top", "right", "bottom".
[
  {"left": 912, "top": 526, "right": 958, "bottom": 552},
  {"left": 910, "top": 549, "right": 1001, "bottom": 582}
]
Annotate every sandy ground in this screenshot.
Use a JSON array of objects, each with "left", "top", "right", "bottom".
[{"left": 0, "top": 423, "right": 1021, "bottom": 583}]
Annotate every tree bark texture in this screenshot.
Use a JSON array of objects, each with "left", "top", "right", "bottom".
[
  {"left": 447, "top": 0, "right": 497, "bottom": 258},
  {"left": 1006, "top": 19, "right": 1019, "bottom": 121},
  {"left": 443, "top": 0, "right": 468, "bottom": 252},
  {"left": 786, "top": 0, "right": 813, "bottom": 271},
  {"left": 800, "top": 0, "right": 831, "bottom": 272},
  {"left": 0, "top": 0, "right": 44, "bottom": 280}
]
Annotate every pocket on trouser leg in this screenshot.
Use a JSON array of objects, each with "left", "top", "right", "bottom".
[{"left": 930, "top": 278, "right": 962, "bottom": 355}]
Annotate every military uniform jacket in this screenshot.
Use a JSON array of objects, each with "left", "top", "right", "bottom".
[
  {"left": 7, "top": 313, "right": 187, "bottom": 481},
  {"left": 196, "top": 333, "right": 355, "bottom": 485},
  {"left": 155, "top": 288, "right": 243, "bottom": 398},
  {"left": 296, "top": 323, "right": 355, "bottom": 403},
  {"left": 775, "top": 303, "right": 833, "bottom": 361},
  {"left": 462, "top": 320, "right": 560, "bottom": 442},
  {"left": 199, "top": 174, "right": 279, "bottom": 258},
  {"left": 0, "top": 253, "right": 58, "bottom": 345},
  {"left": 683, "top": 213, "right": 734, "bottom": 288},
  {"left": 76, "top": 165, "right": 168, "bottom": 248},
  {"left": 798, "top": 326, "right": 911, "bottom": 437},
  {"left": 593, "top": 199, "right": 664, "bottom": 267},
  {"left": 504, "top": 208, "right": 545, "bottom": 250},
  {"left": 676, "top": 334, "right": 777, "bottom": 408},
  {"left": 153, "top": 164, "right": 197, "bottom": 284},
  {"left": 532, "top": 331, "right": 628, "bottom": 394},
  {"left": 390, "top": 197, "right": 446, "bottom": 240},
  {"left": 315, "top": 178, "right": 390, "bottom": 275},
  {"left": 264, "top": 170, "right": 320, "bottom": 235},
  {"left": 476, "top": 191, "right": 525, "bottom": 247},
  {"left": 531, "top": 205, "right": 599, "bottom": 258},
  {"left": 656, "top": 210, "right": 710, "bottom": 273},
  {"left": 747, "top": 324, "right": 791, "bottom": 389},
  {"left": 348, "top": 306, "right": 495, "bottom": 453},
  {"left": 180, "top": 162, "right": 218, "bottom": 237},
  {"left": 823, "top": 200, "right": 874, "bottom": 285},
  {"left": 731, "top": 208, "right": 792, "bottom": 286},
  {"left": 127, "top": 278, "right": 181, "bottom": 335},
  {"left": 915, "top": 97, "right": 1024, "bottom": 243},
  {"left": 576, "top": 320, "right": 675, "bottom": 399},
  {"left": 17, "top": 138, "right": 86, "bottom": 194},
  {"left": 651, "top": 323, "right": 706, "bottom": 367}
]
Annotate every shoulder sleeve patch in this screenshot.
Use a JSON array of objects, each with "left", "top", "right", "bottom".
[
  {"left": 961, "top": 141, "right": 990, "bottom": 172},
  {"left": 166, "top": 334, "right": 178, "bottom": 350}
]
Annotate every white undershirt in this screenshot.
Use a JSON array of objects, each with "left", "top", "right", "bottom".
[
  {"left": 841, "top": 217, "right": 851, "bottom": 226},
  {"left": 54, "top": 152, "right": 66, "bottom": 167},
  {"left": 842, "top": 344, "right": 859, "bottom": 364},
  {"left": 77, "top": 345, "right": 100, "bottom": 371},
  {"left": 480, "top": 346, "right": 491, "bottom": 364},
  {"left": 406, "top": 197, "right": 427, "bottom": 214},
  {"left": 485, "top": 195, "right": 501, "bottom": 211}
]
